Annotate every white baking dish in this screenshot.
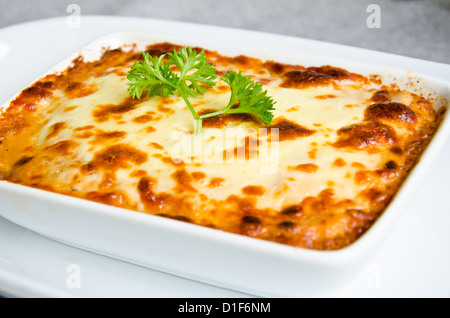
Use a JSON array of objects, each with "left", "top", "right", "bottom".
[{"left": 0, "top": 29, "right": 449, "bottom": 298}]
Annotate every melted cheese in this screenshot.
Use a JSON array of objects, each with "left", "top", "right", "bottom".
[{"left": 0, "top": 43, "right": 445, "bottom": 250}]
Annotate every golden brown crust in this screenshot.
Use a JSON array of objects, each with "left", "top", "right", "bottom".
[
  {"left": 0, "top": 42, "right": 445, "bottom": 251},
  {"left": 332, "top": 122, "right": 398, "bottom": 151}
]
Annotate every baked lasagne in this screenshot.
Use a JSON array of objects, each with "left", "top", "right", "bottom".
[{"left": 0, "top": 42, "right": 445, "bottom": 250}]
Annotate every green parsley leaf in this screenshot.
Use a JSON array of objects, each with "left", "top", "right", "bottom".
[
  {"left": 219, "top": 70, "right": 276, "bottom": 126},
  {"left": 127, "top": 47, "right": 276, "bottom": 134},
  {"left": 167, "top": 47, "right": 218, "bottom": 98},
  {"left": 127, "top": 52, "right": 177, "bottom": 99}
]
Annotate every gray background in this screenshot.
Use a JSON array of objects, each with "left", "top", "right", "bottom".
[{"left": 0, "top": 0, "right": 449, "bottom": 64}]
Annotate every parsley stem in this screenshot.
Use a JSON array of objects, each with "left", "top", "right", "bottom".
[
  {"left": 198, "top": 110, "right": 225, "bottom": 120},
  {"left": 197, "top": 99, "right": 235, "bottom": 120},
  {"left": 178, "top": 91, "right": 199, "bottom": 119},
  {"left": 195, "top": 119, "right": 203, "bottom": 135},
  {"left": 178, "top": 89, "right": 203, "bottom": 134}
]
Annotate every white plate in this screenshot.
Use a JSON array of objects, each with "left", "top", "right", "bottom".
[{"left": 0, "top": 16, "right": 449, "bottom": 298}]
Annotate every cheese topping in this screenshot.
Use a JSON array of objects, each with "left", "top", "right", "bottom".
[{"left": 0, "top": 43, "right": 445, "bottom": 250}]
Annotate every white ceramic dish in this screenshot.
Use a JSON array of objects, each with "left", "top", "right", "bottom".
[{"left": 0, "top": 17, "right": 449, "bottom": 298}]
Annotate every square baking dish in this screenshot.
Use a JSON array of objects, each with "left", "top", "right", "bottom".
[{"left": 0, "top": 30, "right": 449, "bottom": 297}]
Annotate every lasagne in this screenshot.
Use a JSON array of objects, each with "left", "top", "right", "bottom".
[{"left": 0, "top": 42, "right": 445, "bottom": 250}]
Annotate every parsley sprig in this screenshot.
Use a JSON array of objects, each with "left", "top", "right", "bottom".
[{"left": 127, "top": 47, "right": 276, "bottom": 134}]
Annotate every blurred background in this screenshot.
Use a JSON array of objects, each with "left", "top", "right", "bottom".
[{"left": 0, "top": 0, "right": 449, "bottom": 64}]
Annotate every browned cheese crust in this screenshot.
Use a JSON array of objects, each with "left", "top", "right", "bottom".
[{"left": 0, "top": 43, "right": 445, "bottom": 250}]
